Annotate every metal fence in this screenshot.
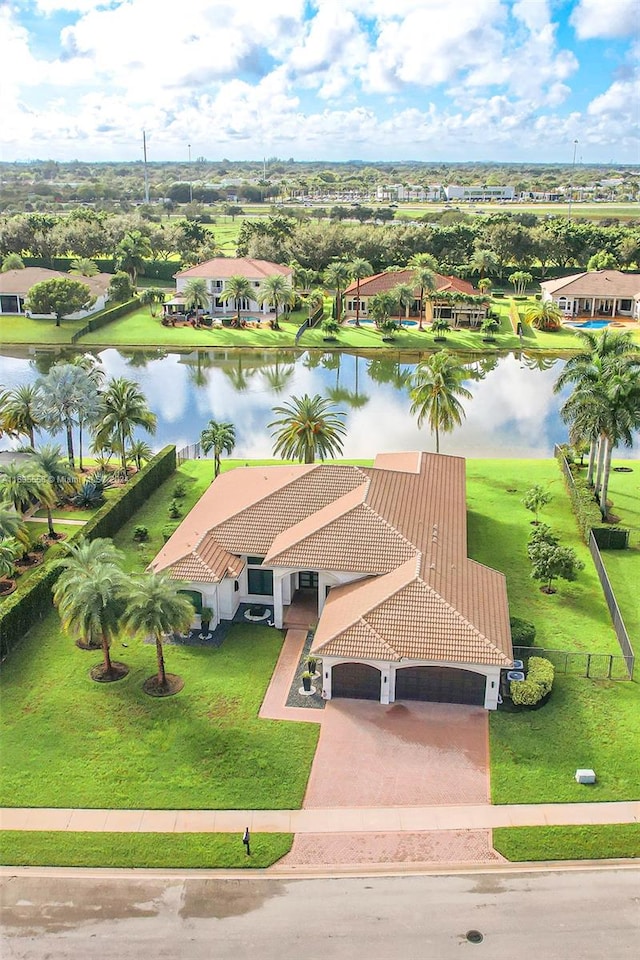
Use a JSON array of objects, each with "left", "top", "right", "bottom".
[
  {"left": 513, "top": 646, "right": 632, "bottom": 681},
  {"left": 177, "top": 441, "right": 202, "bottom": 464},
  {"left": 588, "top": 530, "right": 635, "bottom": 676}
]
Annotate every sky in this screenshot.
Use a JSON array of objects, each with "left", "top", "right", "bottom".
[{"left": 1, "top": 0, "right": 638, "bottom": 165}]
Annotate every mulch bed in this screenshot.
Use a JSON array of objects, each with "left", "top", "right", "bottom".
[
  {"left": 89, "top": 661, "right": 129, "bottom": 683},
  {"left": 0, "top": 579, "right": 17, "bottom": 597},
  {"left": 142, "top": 673, "right": 184, "bottom": 697}
]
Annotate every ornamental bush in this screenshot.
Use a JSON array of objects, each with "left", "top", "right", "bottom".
[
  {"left": 509, "top": 616, "right": 536, "bottom": 646},
  {"left": 511, "top": 656, "right": 554, "bottom": 706}
]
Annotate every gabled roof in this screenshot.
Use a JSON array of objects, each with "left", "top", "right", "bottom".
[
  {"left": 149, "top": 452, "right": 512, "bottom": 666},
  {"left": 344, "top": 269, "right": 478, "bottom": 299},
  {"left": 540, "top": 270, "right": 640, "bottom": 298},
  {"left": 175, "top": 258, "right": 293, "bottom": 281}
]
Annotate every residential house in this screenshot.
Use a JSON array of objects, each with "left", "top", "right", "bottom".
[
  {"left": 540, "top": 270, "right": 640, "bottom": 321},
  {"left": 167, "top": 257, "right": 293, "bottom": 316},
  {"left": 150, "top": 452, "right": 513, "bottom": 709},
  {"left": 0, "top": 267, "right": 111, "bottom": 318},
  {"left": 343, "top": 269, "right": 488, "bottom": 327}
]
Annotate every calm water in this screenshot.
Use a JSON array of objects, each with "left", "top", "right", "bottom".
[{"left": 0, "top": 347, "right": 634, "bottom": 460}]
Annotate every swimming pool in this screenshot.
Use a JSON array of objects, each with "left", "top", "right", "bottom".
[
  {"left": 564, "top": 319, "right": 612, "bottom": 330},
  {"left": 346, "top": 319, "right": 418, "bottom": 327}
]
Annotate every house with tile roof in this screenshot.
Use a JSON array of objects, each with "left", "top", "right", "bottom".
[
  {"left": 540, "top": 270, "right": 640, "bottom": 320},
  {"left": 0, "top": 267, "right": 111, "bottom": 318},
  {"left": 150, "top": 451, "right": 513, "bottom": 709},
  {"left": 167, "top": 257, "right": 293, "bottom": 316},
  {"left": 343, "top": 269, "right": 488, "bottom": 327}
]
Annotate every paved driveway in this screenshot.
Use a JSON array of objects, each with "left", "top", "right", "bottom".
[{"left": 302, "top": 699, "right": 490, "bottom": 808}]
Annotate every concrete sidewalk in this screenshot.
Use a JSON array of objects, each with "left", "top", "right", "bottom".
[{"left": 1, "top": 800, "right": 638, "bottom": 834}]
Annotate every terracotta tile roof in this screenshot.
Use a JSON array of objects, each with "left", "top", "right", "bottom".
[
  {"left": 0, "top": 268, "right": 110, "bottom": 297},
  {"left": 175, "top": 258, "right": 293, "bottom": 281},
  {"left": 540, "top": 270, "right": 640, "bottom": 298},
  {"left": 344, "top": 269, "right": 479, "bottom": 298}
]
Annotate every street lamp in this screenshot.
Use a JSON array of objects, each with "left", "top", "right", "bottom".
[
  {"left": 567, "top": 139, "right": 578, "bottom": 218},
  {"left": 188, "top": 143, "right": 193, "bottom": 204}
]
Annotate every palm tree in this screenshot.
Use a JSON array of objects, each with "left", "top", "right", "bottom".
[
  {"left": 0, "top": 502, "right": 29, "bottom": 549},
  {"left": 182, "top": 277, "right": 210, "bottom": 314},
  {"left": 508, "top": 271, "right": 533, "bottom": 296},
  {"left": 469, "top": 248, "right": 499, "bottom": 280},
  {"left": 348, "top": 258, "right": 373, "bottom": 326},
  {"left": 68, "top": 359, "right": 105, "bottom": 472},
  {"left": 95, "top": 377, "right": 157, "bottom": 473},
  {"left": 0, "top": 461, "right": 55, "bottom": 518},
  {"left": 127, "top": 439, "right": 153, "bottom": 471},
  {"left": 53, "top": 561, "right": 126, "bottom": 679},
  {"left": 323, "top": 261, "right": 351, "bottom": 325},
  {"left": 524, "top": 300, "right": 563, "bottom": 331},
  {"left": 478, "top": 278, "right": 493, "bottom": 297},
  {"left": 69, "top": 257, "right": 98, "bottom": 277},
  {"left": 411, "top": 266, "right": 437, "bottom": 330},
  {"left": 410, "top": 352, "right": 473, "bottom": 453},
  {"left": 596, "top": 366, "right": 640, "bottom": 515},
  {"left": 114, "top": 230, "right": 151, "bottom": 288},
  {"left": 0, "top": 539, "right": 19, "bottom": 588},
  {"left": 257, "top": 275, "right": 295, "bottom": 330},
  {"left": 139, "top": 287, "right": 166, "bottom": 316},
  {"left": 390, "top": 282, "right": 416, "bottom": 323},
  {"left": 121, "top": 572, "right": 194, "bottom": 693},
  {"left": 200, "top": 420, "right": 236, "bottom": 478},
  {"left": 2, "top": 384, "right": 43, "bottom": 449},
  {"left": 368, "top": 291, "right": 396, "bottom": 329},
  {"left": 53, "top": 538, "right": 125, "bottom": 649},
  {"left": 269, "top": 394, "right": 347, "bottom": 463},
  {"left": 28, "top": 444, "right": 75, "bottom": 538},
  {"left": 36, "top": 363, "right": 90, "bottom": 468},
  {"left": 219, "top": 275, "right": 253, "bottom": 326}
]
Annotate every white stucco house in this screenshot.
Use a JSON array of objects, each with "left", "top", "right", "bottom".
[
  {"left": 0, "top": 267, "right": 111, "bottom": 318},
  {"left": 150, "top": 452, "right": 513, "bottom": 710},
  {"left": 540, "top": 270, "right": 640, "bottom": 321},
  {"left": 167, "top": 257, "right": 293, "bottom": 317}
]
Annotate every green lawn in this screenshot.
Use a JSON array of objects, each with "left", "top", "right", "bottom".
[
  {"left": 493, "top": 825, "right": 640, "bottom": 861},
  {"left": 465, "top": 458, "right": 640, "bottom": 811},
  {"left": 0, "top": 831, "right": 293, "bottom": 868},
  {"left": 0, "top": 313, "right": 88, "bottom": 345}
]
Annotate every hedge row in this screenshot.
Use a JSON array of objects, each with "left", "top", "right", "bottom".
[
  {"left": 70, "top": 297, "right": 139, "bottom": 342},
  {"left": 510, "top": 656, "right": 554, "bottom": 706},
  {"left": 555, "top": 448, "right": 629, "bottom": 548},
  {"left": 22, "top": 256, "right": 179, "bottom": 282},
  {"left": 0, "top": 445, "right": 177, "bottom": 660}
]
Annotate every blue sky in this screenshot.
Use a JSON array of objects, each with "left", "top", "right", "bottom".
[{"left": 1, "top": 0, "right": 638, "bottom": 163}]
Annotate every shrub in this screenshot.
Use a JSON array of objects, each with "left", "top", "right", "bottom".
[
  {"left": 133, "top": 525, "right": 149, "bottom": 542},
  {"left": 168, "top": 499, "right": 181, "bottom": 519},
  {"left": 511, "top": 657, "right": 554, "bottom": 706},
  {"left": 509, "top": 617, "right": 536, "bottom": 646},
  {"left": 555, "top": 446, "right": 629, "bottom": 547},
  {"left": 173, "top": 481, "right": 187, "bottom": 499}
]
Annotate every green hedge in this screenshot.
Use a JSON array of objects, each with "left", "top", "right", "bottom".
[
  {"left": 0, "top": 445, "right": 176, "bottom": 660},
  {"left": 510, "top": 656, "right": 554, "bottom": 706},
  {"left": 555, "top": 448, "right": 629, "bottom": 548},
  {"left": 70, "top": 297, "right": 139, "bottom": 342},
  {"left": 22, "top": 257, "right": 178, "bottom": 281},
  {"left": 509, "top": 616, "right": 536, "bottom": 645}
]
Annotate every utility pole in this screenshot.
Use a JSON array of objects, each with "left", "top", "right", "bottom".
[
  {"left": 142, "top": 130, "right": 150, "bottom": 204},
  {"left": 188, "top": 143, "right": 193, "bottom": 204},
  {"left": 567, "top": 139, "right": 578, "bottom": 219}
]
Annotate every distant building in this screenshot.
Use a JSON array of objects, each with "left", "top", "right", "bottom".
[
  {"left": 445, "top": 185, "right": 515, "bottom": 202},
  {"left": 376, "top": 184, "right": 443, "bottom": 202}
]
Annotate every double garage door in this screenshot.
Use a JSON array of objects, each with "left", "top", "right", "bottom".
[{"left": 331, "top": 662, "right": 485, "bottom": 706}]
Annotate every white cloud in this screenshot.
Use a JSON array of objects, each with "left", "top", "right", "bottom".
[{"left": 570, "top": 0, "right": 639, "bottom": 39}]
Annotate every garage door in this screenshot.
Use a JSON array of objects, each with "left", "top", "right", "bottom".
[
  {"left": 395, "top": 666, "right": 485, "bottom": 706},
  {"left": 332, "top": 662, "right": 381, "bottom": 700}
]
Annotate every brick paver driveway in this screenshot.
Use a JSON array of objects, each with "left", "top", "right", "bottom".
[{"left": 303, "top": 699, "right": 489, "bottom": 808}]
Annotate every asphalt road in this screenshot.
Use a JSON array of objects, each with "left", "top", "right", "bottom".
[{"left": 1, "top": 868, "right": 639, "bottom": 960}]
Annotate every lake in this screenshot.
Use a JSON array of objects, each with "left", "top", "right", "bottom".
[{"left": 0, "top": 347, "right": 633, "bottom": 460}]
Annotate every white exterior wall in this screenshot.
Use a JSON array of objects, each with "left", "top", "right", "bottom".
[
  {"left": 321, "top": 656, "right": 502, "bottom": 710},
  {"left": 18, "top": 292, "right": 108, "bottom": 319},
  {"left": 175, "top": 276, "right": 271, "bottom": 315}
]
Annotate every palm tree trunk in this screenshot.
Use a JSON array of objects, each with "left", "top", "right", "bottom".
[
  {"left": 65, "top": 421, "right": 75, "bottom": 469},
  {"left": 155, "top": 633, "right": 167, "bottom": 686},
  {"left": 120, "top": 425, "right": 127, "bottom": 473},
  {"left": 78, "top": 420, "right": 84, "bottom": 472},
  {"left": 435, "top": 423, "right": 440, "bottom": 454},
  {"left": 47, "top": 506, "right": 55, "bottom": 538},
  {"left": 214, "top": 451, "right": 220, "bottom": 477},
  {"left": 594, "top": 435, "right": 606, "bottom": 497},
  {"left": 355, "top": 281, "right": 361, "bottom": 326},
  {"left": 29, "top": 427, "right": 35, "bottom": 449},
  {"left": 599, "top": 436, "right": 614, "bottom": 517},
  {"left": 586, "top": 440, "right": 597, "bottom": 486},
  {"left": 102, "top": 632, "right": 112, "bottom": 674}
]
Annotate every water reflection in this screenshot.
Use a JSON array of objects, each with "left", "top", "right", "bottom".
[{"left": 0, "top": 347, "right": 634, "bottom": 460}]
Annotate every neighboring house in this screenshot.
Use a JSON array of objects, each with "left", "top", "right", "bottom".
[
  {"left": 169, "top": 258, "right": 293, "bottom": 316},
  {"left": 150, "top": 452, "right": 513, "bottom": 709},
  {"left": 343, "top": 269, "right": 488, "bottom": 326},
  {"left": 540, "top": 271, "right": 640, "bottom": 320},
  {"left": 0, "top": 268, "right": 111, "bottom": 318}
]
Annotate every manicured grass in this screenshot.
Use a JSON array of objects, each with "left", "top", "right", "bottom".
[
  {"left": 0, "top": 831, "right": 293, "bottom": 868},
  {"left": 597, "top": 463, "right": 640, "bottom": 642},
  {"left": 493, "top": 825, "right": 640, "bottom": 861},
  {"left": 0, "top": 313, "right": 87, "bottom": 344},
  {"left": 465, "top": 458, "right": 640, "bottom": 806}
]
